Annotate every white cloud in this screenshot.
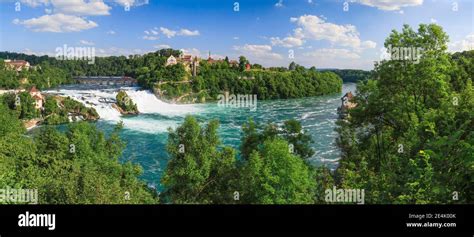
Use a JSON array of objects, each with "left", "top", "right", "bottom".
[
  {"left": 181, "top": 48, "right": 224, "bottom": 60},
  {"left": 275, "top": 0, "right": 284, "bottom": 7},
  {"left": 13, "top": 13, "right": 98, "bottom": 32},
  {"left": 233, "top": 44, "right": 283, "bottom": 61},
  {"left": 22, "top": 48, "right": 55, "bottom": 56},
  {"left": 449, "top": 34, "right": 474, "bottom": 52},
  {"left": 355, "top": 0, "right": 423, "bottom": 11},
  {"left": 279, "top": 15, "right": 376, "bottom": 50},
  {"left": 142, "top": 28, "right": 161, "bottom": 40},
  {"left": 143, "top": 36, "right": 159, "bottom": 40},
  {"left": 114, "top": 0, "right": 149, "bottom": 7},
  {"left": 142, "top": 26, "right": 200, "bottom": 40},
  {"left": 154, "top": 44, "right": 171, "bottom": 49},
  {"left": 298, "top": 48, "right": 375, "bottom": 69},
  {"left": 15, "top": 0, "right": 149, "bottom": 34},
  {"left": 160, "top": 27, "right": 177, "bottom": 38},
  {"left": 270, "top": 36, "right": 304, "bottom": 48},
  {"left": 290, "top": 15, "right": 359, "bottom": 48},
  {"left": 233, "top": 36, "right": 239, "bottom": 40},
  {"left": 180, "top": 48, "right": 201, "bottom": 57},
  {"left": 361, "top": 40, "right": 377, "bottom": 49},
  {"left": 50, "top": 0, "right": 111, "bottom": 16},
  {"left": 20, "top": 0, "right": 50, "bottom": 8},
  {"left": 178, "top": 28, "right": 200, "bottom": 36},
  {"left": 106, "top": 30, "right": 116, "bottom": 35},
  {"left": 156, "top": 27, "right": 200, "bottom": 38},
  {"left": 79, "top": 40, "right": 94, "bottom": 46},
  {"left": 19, "top": 0, "right": 149, "bottom": 15},
  {"left": 96, "top": 47, "right": 152, "bottom": 57},
  {"left": 303, "top": 48, "right": 361, "bottom": 59},
  {"left": 144, "top": 29, "right": 159, "bottom": 36}
]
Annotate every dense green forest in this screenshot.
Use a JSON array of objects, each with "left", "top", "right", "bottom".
[
  {"left": 0, "top": 105, "right": 157, "bottom": 204},
  {"left": 0, "top": 49, "right": 343, "bottom": 101},
  {"left": 160, "top": 116, "right": 330, "bottom": 204},
  {"left": 335, "top": 24, "right": 473, "bottom": 204},
  {"left": 0, "top": 60, "right": 72, "bottom": 89},
  {"left": 189, "top": 58, "right": 343, "bottom": 101},
  {"left": 322, "top": 69, "right": 372, "bottom": 83}
]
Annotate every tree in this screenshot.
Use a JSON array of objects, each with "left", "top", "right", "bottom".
[
  {"left": 240, "top": 119, "right": 260, "bottom": 160},
  {"left": 161, "top": 116, "right": 328, "bottom": 204},
  {"left": 289, "top": 61, "right": 296, "bottom": 71},
  {"left": 160, "top": 116, "right": 237, "bottom": 203},
  {"left": 237, "top": 138, "right": 316, "bottom": 204},
  {"left": 239, "top": 56, "right": 249, "bottom": 72},
  {"left": 44, "top": 96, "right": 59, "bottom": 115},
  {"left": 241, "top": 119, "right": 314, "bottom": 160},
  {"left": 16, "top": 92, "right": 38, "bottom": 119},
  {"left": 282, "top": 119, "right": 315, "bottom": 159},
  {"left": 335, "top": 24, "right": 473, "bottom": 204},
  {"left": 0, "top": 102, "right": 25, "bottom": 137}
]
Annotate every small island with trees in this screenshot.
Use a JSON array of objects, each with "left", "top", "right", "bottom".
[{"left": 114, "top": 90, "right": 139, "bottom": 115}]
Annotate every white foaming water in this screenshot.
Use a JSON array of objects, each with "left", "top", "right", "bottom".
[
  {"left": 121, "top": 116, "right": 179, "bottom": 134},
  {"left": 45, "top": 86, "right": 201, "bottom": 133},
  {"left": 124, "top": 88, "right": 201, "bottom": 116}
]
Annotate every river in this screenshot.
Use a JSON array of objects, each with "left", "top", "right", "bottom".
[{"left": 45, "top": 83, "right": 357, "bottom": 189}]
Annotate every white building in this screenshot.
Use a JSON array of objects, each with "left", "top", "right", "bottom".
[
  {"left": 4, "top": 59, "right": 31, "bottom": 71},
  {"left": 165, "top": 55, "right": 178, "bottom": 66},
  {"left": 29, "top": 86, "right": 44, "bottom": 109}
]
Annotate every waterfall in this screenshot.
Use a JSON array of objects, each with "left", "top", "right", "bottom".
[
  {"left": 45, "top": 85, "right": 201, "bottom": 133},
  {"left": 124, "top": 88, "right": 201, "bottom": 116}
]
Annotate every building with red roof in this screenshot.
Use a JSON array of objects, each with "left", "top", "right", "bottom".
[{"left": 4, "top": 59, "right": 30, "bottom": 72}]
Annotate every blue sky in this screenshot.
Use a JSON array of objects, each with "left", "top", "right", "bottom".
[{"left": 0, "top": 0, "right": 473, "bottom": 69}]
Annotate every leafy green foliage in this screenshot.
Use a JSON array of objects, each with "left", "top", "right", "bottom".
[
  {"left": 197, "top": 62, "right": 342, "bottom": 100},
  {"left": 241, "top": 118, "right": 314, "bottom": 160},
  {"left": 0, "top": 59, "right": 71, "bottom": 90},
  {"left": 160, "top": 116, "right": 236, "bottom": 203},
  {"left": 0, "top": 103, "right": 25, "bottom": 137},
  {"left": 2, "top": 92, "right": 38, "bottom": 119},
  {"left": 324, "top": 69, "right": 372, "bottom": 83},
  {"left": 42, "top": 96, "right": 99, "bottom": 125},
  {"left": 335, "top": 24, "right": 473, "bottom": 204},
  {"left": 0, "top": 117, "right": 157, "bottom": 204},
  {"left": 162, "top": 116, "right": 328, "bottom": 204},
  {"left": 238, "top": 138, "right": 316, "bottom": 204}
]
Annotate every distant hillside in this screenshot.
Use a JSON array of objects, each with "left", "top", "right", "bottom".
[
  {"left": 0, "top": 51, "right": 51, "bottom": 65},
  {"left": 319, "top": 69, "right": 372, "bottom": 83}
]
